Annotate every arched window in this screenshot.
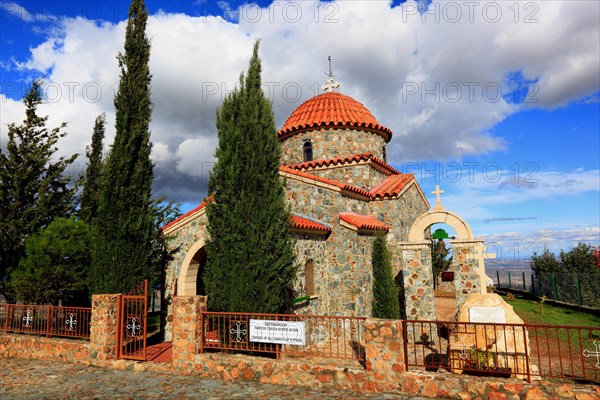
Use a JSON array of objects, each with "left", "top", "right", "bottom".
[
  {"left": 382, "top": 146, "right": 387, "bottom": 163},
  {"left": 303, "top": 141, "right": 313, "bottom": 162},
  {"left": 304, "top": 260, "right": 315, "bottom": 296}
]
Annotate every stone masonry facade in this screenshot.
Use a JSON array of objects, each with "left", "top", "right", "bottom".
[{"left": 280, "top": 128, "right": 387, "bottom": 165}]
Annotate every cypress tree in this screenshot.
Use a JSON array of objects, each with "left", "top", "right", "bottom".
[
  {"left": 372, "top": 234, "right": 400, "bottom": 319},
  {"left": 79, "top": 113, "right": 106, "bottom": 224},
  {"left": 204, "top": 40, "right": 295, "bottom": 313},
  {"left": 91, "top": 0, "right": 154, "bottom": 294},
  {"left": 0, "top": 80, "right": 77, "bottom": 301}
]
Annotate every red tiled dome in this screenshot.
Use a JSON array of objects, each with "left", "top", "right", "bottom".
[{"left": 278, "top": 92, "right": 392, "bottom": 142}]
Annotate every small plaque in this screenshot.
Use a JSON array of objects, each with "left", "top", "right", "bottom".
[
  {"left": 403, "top": 250, "right": 416, "bottom": 262},
  {"left": 469, "top": 307, "right": 506, "bottom": 323}
]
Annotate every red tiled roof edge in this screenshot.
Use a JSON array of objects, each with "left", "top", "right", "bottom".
[
  {"left": 339, "top": 212, "right": 390, "bottom": 232},
  {"left": 279, "top": 166, "right": 371, "bottom": 199},
  {"left": 286, "top": 153, "right": 400, "bottom": 175},
  {"left": 370, "top": 174, "right": 415, "bottom": 199},
  {"left": 291, "top": 215, "right": 331, "bottom": 233},
  {"left": 278, "top": 123, "right": 392, "bottom": 142},
  {"left": 161, "top": 196, "right": 213, "bottom": 232}
]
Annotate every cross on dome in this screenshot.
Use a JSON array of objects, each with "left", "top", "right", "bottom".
[{"left": 321, "top": 56, "right": 340, "bottom": 92}]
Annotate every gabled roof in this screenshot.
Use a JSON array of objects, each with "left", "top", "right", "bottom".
[
  {"left": 286, "top": 153, "right": 400, "bottom": 175},
  {"left": 339, "top": 212, "right": 390, "bottom": 232},
  {"left": 280, "top": 165, "right": 428, "bottom": 205},
  {"left": 163, "top": 198, "right": 332, "bottom": 236},
  {"left": 291, "top": 214, "right": 331, "bottom": 235},
  {"left": 278, "top": 92, "right": 392, "bottom": 142},
  {"left": 161, "top": 196, "right": 212, "bottom": 233},
  {"left": 279, "top": 166, "right": 372, "bottom": 200},
  {"left": 370, "top": 174, "right": 415, "bottom": 199}
]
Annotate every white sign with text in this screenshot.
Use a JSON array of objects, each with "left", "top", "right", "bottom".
[
  {"left": 249, "top": 319, "right": 306, "bottom": 346},
  {"left": 469, "top": 307, "right": 506, "bottom": 323}
]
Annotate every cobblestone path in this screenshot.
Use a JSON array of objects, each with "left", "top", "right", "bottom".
[{"left": 1, "top": 358, "right": 425, "bottom": 399}]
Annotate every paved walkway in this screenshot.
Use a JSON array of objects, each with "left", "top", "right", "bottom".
[{"left": 1, "top": 358, "right": 425, "bottom": 399}]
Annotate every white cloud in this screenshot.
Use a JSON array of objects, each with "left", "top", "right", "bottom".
[
  {"left": 0, "top": 0, "right": 598, "bottom": 204},
  {"left": 175, "top": 136, "right": 217, "bottom": 178},
  {"left": 0, "top": 2, "right": 56, "bottom": 23}
]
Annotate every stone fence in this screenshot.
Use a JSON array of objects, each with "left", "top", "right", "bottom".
[{"left": 1, "top": 294, "right": 599, "bottom": 400}]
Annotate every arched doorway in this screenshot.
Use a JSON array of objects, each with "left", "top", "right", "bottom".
[{"left": 177, "top": 239, "right": 207, "bottom": 296}]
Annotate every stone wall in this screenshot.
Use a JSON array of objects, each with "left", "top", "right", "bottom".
[
  {"left": 291, "top": 234, "right": 328, "bottom": 316},
  {"left": 0, "top": 335, "right": 89, "bottom": 364},
  {"left": 171, "top": 295, "right": 207, "bottom": 371},
  {"left": 167, "top": 306, "right": 600, "bottom": 399},
  {"left": 3, "top": 299, "right": 600, "bottom": 399},
  {"left": 397, "top": 242, "right": 436, "bottom": 321},
  {"left": 284, "top": 177, "right": 370, "bottom": 226},
  {"left": 364, "top": 318, "right": 405, "bottom": 388},
  {"left": 310, "top": 164, "right": 388, "bottom": 192},
  {"left": 325, "top": 224, "right": 374, "bottom": 316},
  {"left": 280, "top": 128, "right": 387, "bottom": 165},
  {"left": 452, "top": 242, "right": 486, "bottom": 310},
  {"left": 89, "top": 294, "right": 119, "bottom": 364},
  {"left": 370, "top": 184, "right": 430, "bottom": 245}
]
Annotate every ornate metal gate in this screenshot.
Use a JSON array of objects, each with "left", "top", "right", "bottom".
[{"left": 116, "top": 280, "right": 148, "bottom": 360}]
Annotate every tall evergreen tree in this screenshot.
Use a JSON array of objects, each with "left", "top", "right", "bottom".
[
  {"left": 372, "top": 234, "right": 400, "bottom": 319},
  {"left": 91, "top": 0, "right": 154, "bottom": 294},
  {"left": 204, "top": 40, "right": 295, "bottom": 313},
  {"left": 79, "top": 113, "right": 106, "bottom": 224},
  {"left": 0, "top": 80, "right": 77, "bottom": 300}
]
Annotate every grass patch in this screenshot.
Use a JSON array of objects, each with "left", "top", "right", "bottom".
[{"left": 501, "top": 293, "right": 600, "bottom": 327}]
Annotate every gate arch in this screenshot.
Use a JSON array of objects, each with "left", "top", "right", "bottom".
[
  {"left": 178, "top": 238, "right": 206, "bottom": 296},
  {"left": 408, "top": 209, "right": 474, "bottom": 242}
]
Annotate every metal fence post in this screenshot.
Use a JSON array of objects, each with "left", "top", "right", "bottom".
[
  {"left": 530, "top": 274, "right": 535, "bottom": 294},
  {"left": 46, "top": 306, "right": 52, "bottom": 337},
  {"left": 402, "top": 320, "right": 409, "bottom": 372},
  {"left": 522, "top": 271, "right": 526, "bottom": 291},
  {"left": 537, "top": 274, "right": 542, "bottom": 297},
  {"left": 497, "top": 270, "right": 500, "bottom": 287},
  {"left": 508, "top": 271, "right": 512, "bottom": 288},
  {"left": 576, "top": 275, "right": 583, "bottom": 306}
]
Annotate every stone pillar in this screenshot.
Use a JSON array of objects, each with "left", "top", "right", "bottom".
[
  {"left": 398, "top": 241, "right": 435, "bottom": 321},
  {"left": 171, "top": 295, "right": 207, "bottom": 372},
  {"left": 364, "top": 319, "right": 405, "bottom": 384},
  {"left": 450, "top": 239, "right": 487, "bottom": 310},
  {"left": 89, "top": 294, "right": 119, "bottom": 365}
]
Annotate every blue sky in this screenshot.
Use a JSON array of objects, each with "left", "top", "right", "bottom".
[{"left": 1, "top": 0, "right": 598, "bottom": 259}]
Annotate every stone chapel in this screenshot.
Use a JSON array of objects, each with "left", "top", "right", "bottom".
[{"left": 161, "top": 80, "right": 489, "bottom": 341}]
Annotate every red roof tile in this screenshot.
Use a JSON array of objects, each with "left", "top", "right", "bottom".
[
  {"left": 339, "top": 212, "right": 390, "bottom": 232},
  {"left": 278, "top": 92, "right": 392, "bottom": 141},
  {"left": 286, "top": 153, "right": 400, "bottom": 175},
  {"left": 370, "top": 174, "right": 415, "bottom": 199},
  {"left": 291, "top": 215, "right": 331, "bottom": 233}
]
